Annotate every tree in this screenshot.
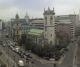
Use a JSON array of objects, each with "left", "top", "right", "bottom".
[{"left": 56, "top": 32, "right": 70, "bottom": 48}]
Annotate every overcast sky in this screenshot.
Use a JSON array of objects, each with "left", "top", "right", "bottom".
[{"left": 0, "top": 0, "right": 80, "bottom": 20}]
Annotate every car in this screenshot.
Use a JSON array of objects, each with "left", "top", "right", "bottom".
[
  {"left": 18, "top": 60, "right": 24, "bottom": 67},
  {"left": 3, "top": 44, "right": 6, "bottom": 47},
  {"left": 15, "top": 47, "right": 20, "bottom": 53},
  {"left": 43, "top": 57, "right": 50, "bottom": 60},
  {"left": 49, "top": 58, "right": 55, "bottom": 61},
  {"left": 10, "top": 45, "right": 15, "bottom": 50},
  {"left": 25, "top": 53, "right": 32, "bottom": 59},
  {"left": 63, "top": 48, "right": 68, "bottom": 51},
  {"left": 11, "top": 47, "right": 15, "bottom": 51}
]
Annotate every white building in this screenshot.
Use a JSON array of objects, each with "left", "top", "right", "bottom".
[
  {"left": 30, "top": 18, "right": 44, "bottom": 29},
  {"left": 43, "top": 8, "right": 56, "bottom": 45}
]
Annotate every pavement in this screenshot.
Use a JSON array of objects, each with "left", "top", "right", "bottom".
[
  {"left": 57, "top": 42, "right": 76, "bottom": 67},
  {"left": 76, "top": 44, "right": 80, "bottom": 67}
]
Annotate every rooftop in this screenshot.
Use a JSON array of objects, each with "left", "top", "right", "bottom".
[{"left": 28, "top": 29, "right": 43, "bottom": 36}]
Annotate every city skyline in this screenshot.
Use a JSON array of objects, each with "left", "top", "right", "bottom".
[{"left": 0, "top": 0, "right": 80, "bottom": 20}]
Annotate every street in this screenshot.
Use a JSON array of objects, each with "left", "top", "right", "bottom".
[
  {"left": 0, "top": 32, "right": 80, "bottom": 67},
  {"left": 57, "top": 42, "right": 76, "bottom": 67},
  {"left": 2, "top": 38, "right": 77, "bottom": 67}
]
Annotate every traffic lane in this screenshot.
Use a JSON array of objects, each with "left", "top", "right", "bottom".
[
  {"left": 77, "top": 44, "right": 80, "bottom": 67},
  {"left": 2, "top": 40, "right": 30, "bottom": 66},
  {"left": 3, "top": 39, "right": 57, "bottom": 67},
  {"left": 4, "top": 46, "right": 23, "bottom": 63},
  {"left": 3, "top": 44, "right": 31, "bottom": 67},
  {"left": 0, "top": 44, "right": 22, "bottom": 64},
  {"left": 4, "top": 46, "right": 53, "bottom": 67},
  {"left": 0, "top": 45, "right": 18, "bottom": 67},
  {"left": 57, "top": 43, "right": 75, "bottom": 67}
]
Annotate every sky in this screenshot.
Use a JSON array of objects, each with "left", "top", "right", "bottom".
[{"left": 0, "top": 0, "right": 80, "bottom": 20}]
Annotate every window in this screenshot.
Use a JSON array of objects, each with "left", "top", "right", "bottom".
[
  {"left": 50, "top": 16, "right": 53, "bottom": 25},
  {"left": 45, "top": 27, "right": 47, "bottom": 31},
  {"left": 50, "top": 41, "right": 52, "bottom": 45},
  {"left": 45, "top": 17, "right": 47, "bottom": 25},
  {"left": 51, "top": 34, "right": 52, "bottom": 37}
]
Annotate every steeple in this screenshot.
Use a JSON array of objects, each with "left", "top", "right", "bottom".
[
  {"left": 53, "top": 8, "right": 55, "bottom": 15},
  {"left": 44, "top": 8, "right": 45, "bottom": 12},
  {"left": 53, "top": 8, "right": 54, "bottom": 11},
  {"left": 48, "top": 7, "right": 50, "bottom": 11},
  {"left": 25, "top": 12, "right": 29, "bottom": 23},
  {"left": 15, "top": 14, "right": 19, "bottom": 19}
]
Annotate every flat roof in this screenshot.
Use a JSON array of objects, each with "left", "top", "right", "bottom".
[{"left": 28, "top": 29, "right": 43, "bottom": 36}]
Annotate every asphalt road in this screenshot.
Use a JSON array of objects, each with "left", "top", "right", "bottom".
[
  {"left": 57, "top": 42, "right": 76, "bottom": 67},
  {"left": 2, "top": 39, "right": 53, "bottom": 67},
  {"left": 0, "top": 45, "right": 18, "bottom": 67},
  {"left": 77, "top": 43, "right": 80, "bottom": 67},
  {"left": 1, "top": 37, "right": 79, "bottom": 67}
]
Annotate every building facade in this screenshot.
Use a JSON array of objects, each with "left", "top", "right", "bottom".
[
  {"left": 55, "top": 22, "right": 74, "bottom": 40},
  {"left": 30, "top": 18, "right": 44, "bottom": 29}
]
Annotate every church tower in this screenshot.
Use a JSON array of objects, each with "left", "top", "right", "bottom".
[
  {"left": 43, "top": 8, "right": 56, "bottom": 45},
  {"left": 25, "top": 12, "right": 29, "bottom": 23}
]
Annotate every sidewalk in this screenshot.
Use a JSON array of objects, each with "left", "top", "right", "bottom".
[
  {"left": 30, "top": 52, "right": 65, "bottom": 64},
  {"left": 77, "top": 44, "right": 80, "bottom": 65}
]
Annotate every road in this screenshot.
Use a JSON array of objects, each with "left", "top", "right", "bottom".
[
  {"left": 57, "top": 42, "right": 76, "bottom": 67},
  {"left": 76, "top": 37, "right": 80, "bottom": 67},
  {"left": 1, "top": 36, "right": 79, "bottom": 67},
  {"left": 4, "top": 39, "right": 76, "bottom": 67},
  {"left": 2, "top": 38, "right": 53, "bottom": 67},
  {"left": 0, "top": 45, "right": 18, "bottom": 67},
  {"left": 2, "top": 39, "right": 29, "bottom": 67}
]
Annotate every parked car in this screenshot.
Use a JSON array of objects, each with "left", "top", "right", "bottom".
[
  {"left": 15, "top": 47, "right": 20, "bottom": 53},
  {"left": 3, "top": 44, "right": 6, "bottom": 47},
  {"left": 63, "top": 48, "right": 68, "bottom": 51},
  {"left": 43, "top": 57, "right": 50, "bottom": 60},
  {"left": 25, "top": 53, "right": 32, "bottom": 59},
  {"left": 18, "top": 60, "right": 24, "bottom": 67}
]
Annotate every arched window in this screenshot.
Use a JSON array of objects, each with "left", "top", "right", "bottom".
[
  {"left": 50, "top": 40, "right": 52, "bottom": 45},
  {"left": 45, "top": 27, "right": 47, "bottom": 31},
  {"left": 50, "top": 16, "right": 53, "bottom": 25},
  {"left": 45, "top": 16, "right": 47, "bottom": 25}
]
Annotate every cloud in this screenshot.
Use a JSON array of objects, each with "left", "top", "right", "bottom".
[{"left": 0, "top": 0, "right": 80, "bottom": 20}]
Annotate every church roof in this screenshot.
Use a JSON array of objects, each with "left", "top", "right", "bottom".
[{"left": 28, "top": 29, "right": 43, "bottom": 36}]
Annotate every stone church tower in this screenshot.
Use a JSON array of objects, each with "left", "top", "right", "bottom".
[{"left": 43, "top": 8, "right": 56, "bottom": 45}]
